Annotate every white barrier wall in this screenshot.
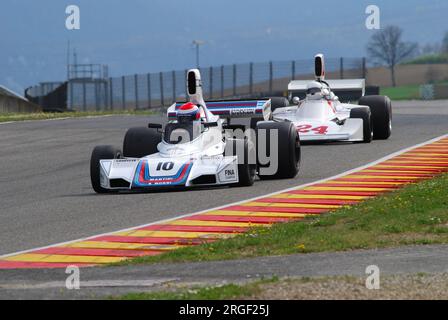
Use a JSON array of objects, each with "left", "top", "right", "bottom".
[{"left": 0, "top": 94, "right": 41, "bottom": 113}]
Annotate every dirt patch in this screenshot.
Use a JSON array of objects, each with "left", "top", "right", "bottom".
[{"left": 248, "top": 273, "right": 448, "bottom": 300}]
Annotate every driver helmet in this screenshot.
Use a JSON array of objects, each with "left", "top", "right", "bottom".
[
  {"left": 177, "top": 102, "right": 201, "bottom": 123},
  {"left": 306, "top": 81, "right": 324, "bottom": 100}
]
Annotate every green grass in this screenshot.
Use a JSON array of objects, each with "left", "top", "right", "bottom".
[
  {"left": 380, "top": 81, "right": 448, "bottom": 100},
  {"left": 0, "top": 110, "right": 155, "bottom": 123},
  {"left": 114, "top": 173, "right": 448, "bottom": 266},
  {"left": 404, "top": 53, "right": 448, "bottom": 65},
  {"left": 113, "top": 277, "right": 279, "bottom": 300},
  {"left": 380, "top": 84, "right": 421, "bottom": 100}
]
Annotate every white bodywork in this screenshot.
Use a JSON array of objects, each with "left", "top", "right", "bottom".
[
  {"left": 99, "top": 126, "right": 240, "bottom": 190},
  {"left": 98, "top": 69, "right": 271, "bottom": 190}
]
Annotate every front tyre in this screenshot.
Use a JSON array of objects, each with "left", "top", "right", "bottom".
[
  {"left": 90, "top": 145, "right": 121, "bottom": 194},
  {"left": 225, "top": 139, "right": 256, "bottom": 187},
  {"left": 350, "top": 106, "right": 373, "bottom": 143},
  {"left": 270, "top": 97, "right": 289, "bottom": 112},
  {"left": 359, "top": 95, "right": 392, "bottom": 140}
]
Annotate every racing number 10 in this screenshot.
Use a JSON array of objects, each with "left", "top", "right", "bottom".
[
  {"left": 297, "top": 125, "right": 329, "bottom": 135},
  {"left": 156, "top": 162, "right": 175, "bottom": 171}
]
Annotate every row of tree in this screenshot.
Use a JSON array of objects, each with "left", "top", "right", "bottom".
[{"left": 367, "top": 26, "right": 447, "bottom": 87}]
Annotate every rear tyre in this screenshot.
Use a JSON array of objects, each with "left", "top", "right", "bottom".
[
  {"left": 350, "top": 106, "right": 373, "bottom": 143},
  {"left": 359, "top": 95, "right": 392, "bottom": 140},
  {"left": 225, "top": 139, "right": 256, "bottom": 187},
  {"left": 90, "top": 145, "right": 121, "bottom": 194},
  {"left": 256, "top": 121, "right": 301, "bottom": 179},
  {"left": 123, "top": 127, "right": 162, "bottom": 158}
]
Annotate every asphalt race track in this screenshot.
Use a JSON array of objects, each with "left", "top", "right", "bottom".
[{"left": 0, "top": 100, "right": 447, "bottom": 256}]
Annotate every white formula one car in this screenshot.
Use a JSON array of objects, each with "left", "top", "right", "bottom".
[
  {"left": 254, "top": 54, "right": 392, "bottom": 143},
  {"left": 90, "top": 69, "right": 301, "bottom": 193}
]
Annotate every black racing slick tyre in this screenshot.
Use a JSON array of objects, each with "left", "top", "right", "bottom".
[
  {"left": 350, "top": 106, "right": 373, "bottom": 143},
  {"left": 90, "top": 145, "right": 121, "bottom": 194},
  {"left": 359, "top": 95, "right": 392, "bottom": 140},
  {"left": 123, "top": 127, "right": 162, "bottom": 158},
  {"left": 250, "top": 117, "right": 263, "bottom": 131},
  {"left": 225, "top": 139, "right": 256, "bottom": 187},
  {"left": 256, "top": 121, "right": 301, "bottom": 179},
  {"left": 250, "top": 97, "right": 289, "bottom": 131},
  {"left": 270, "top": 97, "right": 289, "bottom": 112}
]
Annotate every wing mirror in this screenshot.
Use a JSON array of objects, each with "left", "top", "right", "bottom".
[
  {"left": 203, "top": 122, "right": 218, "bottom": 128},
  {"left": 292, "top": 97, "right": 301, "bottom": 105}
]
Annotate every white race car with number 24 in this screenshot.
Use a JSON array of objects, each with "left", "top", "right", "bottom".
[{"left": 254, "top": 54, "right": 392, "bottom": 143}]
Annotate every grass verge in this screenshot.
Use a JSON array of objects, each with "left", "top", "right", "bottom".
[
  {"left": 0, "top": 110, "right": 155, "bottom": 123},
  {"left": 115, "top": 173, "right": 448, "bottom": 266},
  {"left": 113, "top": 277, "right": 279, "bottom": 300}
]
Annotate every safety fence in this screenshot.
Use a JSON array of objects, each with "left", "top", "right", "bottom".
[{"left": 27, "top": 57, "right": 366, "bottom": 111}]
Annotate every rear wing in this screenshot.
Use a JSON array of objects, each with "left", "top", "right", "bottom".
[
  {"left": 168, "top": 99, "right": 271, "bottom": 121},
  {"left": 288, "top": 79, "right": 366, "bottom": 102}
]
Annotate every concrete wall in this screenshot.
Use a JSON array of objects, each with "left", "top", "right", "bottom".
[{"left": 0, "top": 94, "right": 41, "bottom": 113}]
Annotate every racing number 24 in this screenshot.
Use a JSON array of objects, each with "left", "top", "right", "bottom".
[{"left": 296, "top": 125, "right": 329, "bottom": 135}]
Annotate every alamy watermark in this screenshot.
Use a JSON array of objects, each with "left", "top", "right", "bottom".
[
  {"left": 65, "top": 265, "right": 80, "bottom": 290},
  {"left": 365, "top": 265, "right": 380, "bottom": 290},
  {"left": 66, "top": 5, "right": 81, "bottom": 30},
  {"left": 365, "top": 5, "right": 380, "bottom": 30}
]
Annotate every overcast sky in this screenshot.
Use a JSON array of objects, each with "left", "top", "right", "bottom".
[{"left": 0, "top": 0, "right": 447, "bottom": 93}]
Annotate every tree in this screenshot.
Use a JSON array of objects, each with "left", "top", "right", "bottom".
[{"left": 367, "top": 26, "right": 417, "bottom": 87}]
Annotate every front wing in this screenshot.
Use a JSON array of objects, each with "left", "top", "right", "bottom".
[
  {"left": 99, "top": 156, "right": 239, "bottom": 191},
  {"left": 285, "top": 118, "right": 365, "bottom": 142}
]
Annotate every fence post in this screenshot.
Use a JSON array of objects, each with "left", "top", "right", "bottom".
[
  {"left": 340, "top": 57, "right": 344, "bottom": 79},
  {"left": 209, "top": 66, "right": 213, "bottom": 99},
  {"left": 104, "top": 80, "right": 109, "bottom": 110},
  {"left": 249, "top": 62, "right": 253, "bottom": 96},
  {"left": 147, "top": 73, "right": 152, "bottom": 108},
  {"left": 221, "top": 65, "right": 224, "bottom": 98},
  {"left": 69, "top": 81, "right": 74, "bottom": 110},
  {"left": 109, "top": 78, "right": 113, "bottom": 110},
  {"left": 95, "top": 80, "right": 99, "bottom": 111},
  {"left": 362, "top": 57, "right": 367, "bottom": 79},
  {"left": 292, "top": 60, "right": 296, "bottom": 81},
  {"left": 233, "top": 64, "right": 237, "bottom": 97},
  {"left": 122, "top": 76, "right": 126, "bottom": 110},
  {"left": 269, "top": 61, "right": 273, "bottom": 94},
  {"left": 172, "top": 70, "right": 176, "bottom": 103},
  {"left": 134, "top": 74, "right": 139, "bottom": 110},
  {"left": 160, "top": 72, "right": 164, "bottom": 107},
  {"left": 82, "top": 80, "right": 87, "bottom": 111}
]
